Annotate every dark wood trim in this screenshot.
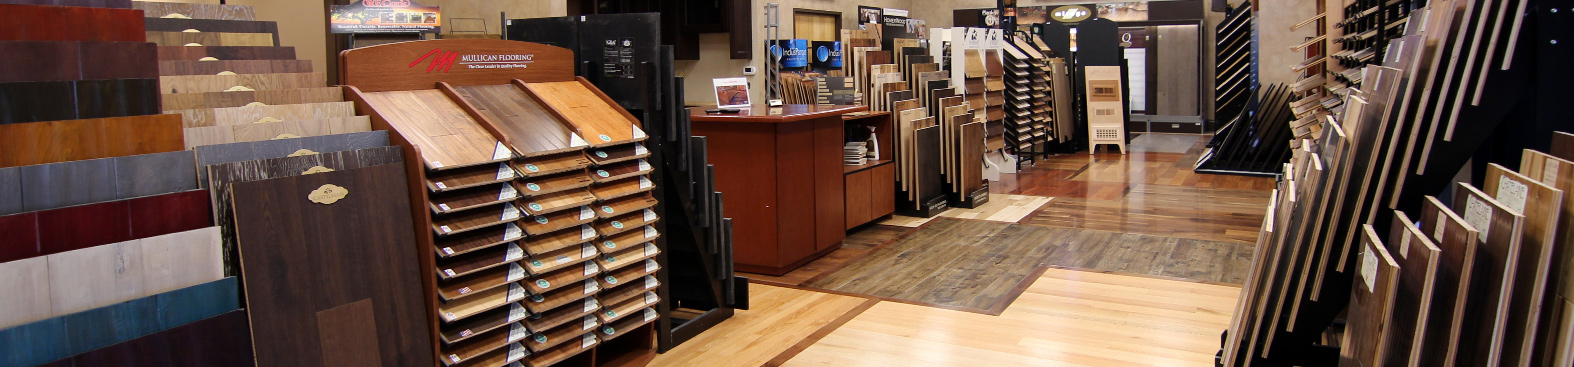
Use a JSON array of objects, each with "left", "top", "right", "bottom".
[{"left": 762, "top": 298, "right": 879, "bottom": 366}]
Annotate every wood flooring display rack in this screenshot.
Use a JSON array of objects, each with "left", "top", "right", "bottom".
[
  {"left": 341, "top": 39, "right": 665, "bottom": 367},
  {"left": 1214, "top": 6, "right": 1254, "bottom": 123},
  {"left": 1218, "top": 0, "right": 1574, "bottom": 364},
  {"left": 1001, "top": 33, "right": 1049, "bottom": 169},
  {"left": 505, "top": 13, "right": 747, "bottom": 354}
]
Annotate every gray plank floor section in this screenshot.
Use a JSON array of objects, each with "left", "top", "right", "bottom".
[
  {"left": 0, "top": 167, "right": 20, "bottom": 214},
  {"left": 113, "top": 151, "right": 198, "bottom": 198},
  {"left": 192, "top": 131, "right": 390, "bottom": 188},
  {"left": 2, "top": 152, "right": 200, "bottom": 216},
  {"left": 19, "top": 158, "right": 117, "bottom": 213}
]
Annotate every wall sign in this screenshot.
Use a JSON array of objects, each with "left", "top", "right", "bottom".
[
  {"left": 330, "top": 0, "right": 441, "bottom": 34},
  {"left": 1051, "top": 5, "right": 1093, "bottom": 23}
]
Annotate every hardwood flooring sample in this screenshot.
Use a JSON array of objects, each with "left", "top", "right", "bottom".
[
  {"left": 588, "top": 175, "right": 653, "bottom": 201},
  {"left": 209, "top": 116, "right": 372, "bottom": 146},
  {"left": 429, "top": 182, "right": 520, "bottom": 215},
  {"left": 144, "top": 18, "right": 278, "bottom": 43},
  {"left": 157, "top": 45, "right": 295, "bottom": 61},
  {"left": 590, "top": 159, "right": 651, "bottom": 183},
  {"left": 1450, "top": 183, "right": 1527, "bottom": 367},
  {"left": 0, "top": 5, "right": 143, "bottom": 42},
  {"left": 1483, "top": 163, "right": 1564, "bottom": 366},
  {"left": 113, "top": 151, "right": 199, "bottom": 199},
  {"left": 441, "top": 303, "right": 527, "bottom": 344},
  {"left": 438, "top": 283, "right": 525, "bottom": 322},
  {"left": 527, "top": 334, "right": 595, "bottom": 367},
  {"left": 1341, "top": 226, "right": 1401, "bottom": 367},
  {"left": 159, "top": 72, "right": 325, "bottom": 94},
  {"left": 596, "top": 226, "right": 656, "bottom": 254},
  {"left": 0, "top": 277, "right": 239, "bottom": 367},
  {"left": 0, "top": 0, "right": 129, "bottom": 7},
  {"left": 432, "top": 202, "right": 522, "bottom": 236},
  {"left": 522, "top": 81, "right": 645, "bottom": 146},
  {"left": 18, "top": 156, "right": 118, "bottom": 212},
  {"left": 597, "top": 242, "right": 659, "bottom": 272},
  {"left": 437, "top": 242, "right": 524, "bottom": 280},
  {"left": 520, "top": 224, "right": 596, "bottom": 256},
  {"left": 597, "top": 307, "right": 654, "bottom": 339},
  {"left": 595, "top": 209, "right": 658, "bottom": 237},
  {"left": 0, "top": 41, "right": 79, "bottom": 82},
  {"left": 597, "top": 279, "right": 655, "bottom": 306},
  {"left": 0, "top": 256, "right": 52, "bottom": 329},
  {"left": 172, "top": 101, "right": 354, "bottom": 127},
  {"left": 524, "top": 297, "right": 597, "bottom": 334},
  {"left": 192, "top": 130, "right": 389, "bottom": 186},
  {"left": 523, "top": 279, "right": 599, "bottom": 314},
  {"left": 360, "top": 89, "right": 510, "bottom": 170},
  {"left": 145, "top": 32, "right": 273, "bottom": 47},
  {"left": 74, "top": 78, "right": 162, "bottom": 119},
  {"left": 438, "top": 262, "right": 526, "bottom": 301},
  {"left": 522, "top": 207, "right": 595, "bottom": 236},
  {"left": 517, "top": 169, "right": 593, "bottom": 197},
  {"left": 597, "top": 261, "right": 658, "bottom": 292},
  {"left": 1518, "top": 149, "right": 1574, "bottom": 365},
  {"left": 514, "top": 151, "right": 592, "bottom": 178},
  {"left": 524, "top": 243, "right": 598, "bottom": 276},
  {"left": 527, "top": 320, "right": 592, "bottom": 353},
  {"left": 53, "top": 310, "right": 255, "bottom": 367},
  {"left": 228, "top": 163, "right": 434, "bottom": 367},
  {"left": 160, "top": 87, "right": 343, "bottom": 111},
  {"left": 0, "top": 213, "right": 32, "bottom": 262},
  {"left": 132, "top": 2, "right": 255, "bottom": 20},
  {"left": 434, "top": 222, "right": 524, "bottom": 259},
  {"left": 126, "top": 190, "right": 212, "bottom": 239},
  {"left": 521, "top": 189, "right": 596, "bottom": 216},
  {"left": 527, "top": 261, "right": 598, "bottom": 294},
  {"left": 160, "top": 59, "right": 311, "bottom": 76},
  {"left": 427, "top": 162, "right": 517, "bottom": 192},
  {"left": 593, "top": 194, "right": 657, "bottom": 219},
  {"left": 586, "top": 143, "right": 649, "bottom": 165},
  {"left": 458, "top": 342, "right": 529, "bottom": 366},
  {"left": 1383, "top": 211, "right": 1442, "bottom": 367},
  {"left": 453, "top": 84, "right": 586, "bottom": 157},
  {"left": 442, "top": 323, "right": 528, "bottom": 366},
  {"left": 0, "top": 79, "right": 160, "bottom": 124}
]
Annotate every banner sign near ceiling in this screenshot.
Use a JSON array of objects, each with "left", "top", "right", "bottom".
[{"left": 330, "top": 0, "right": 441, "bottom": 34}]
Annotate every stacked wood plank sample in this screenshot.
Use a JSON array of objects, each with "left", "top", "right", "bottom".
[{"left": 1001, "top": 37, "right": 1048, "bottom": 167}]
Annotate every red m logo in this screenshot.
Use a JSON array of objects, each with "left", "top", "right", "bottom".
[{"left": 410, "top": 48, "right": 459, "bottom": 73}]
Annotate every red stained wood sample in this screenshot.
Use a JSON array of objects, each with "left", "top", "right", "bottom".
[
  {"left": 35, "top": 199, "right": 131, "bottom": 255},
  {"left": 3, "top": 190, "right": 211, "bottom": 260},
  {"left": 0, "top": 5, "right": 143, "bottom": 42},
  {"left": 127, "top": 190, "right": 213, "bottom": 239},
  {"left": 0, "top": 212, "right": 39, "bottom": 262}
]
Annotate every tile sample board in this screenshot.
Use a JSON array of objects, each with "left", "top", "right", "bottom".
[
  {"left": 0, "top": 277, "right": 239, "bottom": 367},
  {"left": 160, "top": 86, "right": 342, "bottom": 111},
  {"left": 4, "top": 151, "right": 197, "bottom": 215},
  {"left": 191, "top": 130, "right": 389, "bottom": 185},
  {"left": 229, "top": 163, "right": 434, "bottom": 367},
  {"left": 359, "top": 89, "right": 510, "bottom": 170},
  {"left": 522, "top": 81, "right": 646, "bottom": 146},
  {"left": 453, "top": 83, "right": 587, "bottom": 157}
]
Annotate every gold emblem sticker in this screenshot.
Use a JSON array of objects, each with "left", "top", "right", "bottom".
[{"left": 309, "top": 184, "right": 349, "bottom": 205}]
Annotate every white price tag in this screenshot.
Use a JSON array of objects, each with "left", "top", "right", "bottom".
[
  {"left": 644, "top": 227, "right": 657, "bottom": 239},
  {"left": 444, "top": 312, "right": 456, "bottom": 320},
  {"left": 583, "top": 316, "right": 597, "bottom": 331},
  {"left": 644, "top": 276, "right": 657, "bottom": 289},
  {"left": 581, "top": 225, "right": 596, "bottom": 239},
  {"left": 643, "top": 209, "right": 657, "bottom": 222},
  {"left": 635, "top": 144, "right": 648, "bottom": 155},
  {"left": 645, "top": 259, "right": 658, "bottom": 273},
  {"left": 585, "top": 280, "right": 600, "bottom": 294},
  {"left": 504, "top": 223, "right": 523, "bottom": 241},
  {"left": 497, "top": 164, "right": 515, "bottom": 180},
  {"left": 507, "top": 324, "right": 526, "bottom": 342},
  {"left": 493, "top": 142, "right": 512, "bottom": 160},
  {"left": 507, "top": 264, "right": 525, "bottom": 282},
  {"left": 582, "top": 244, "right": 597, "bottom": 258},
  {"left": 1496, "top": 176, "right": 1529, "bottom": 213},
  {"left": 580, "top": 207, "right": 594, "bottom": 220},
  {"left": 584, "top": 298, "right": 599, "bottom": 312},
  {"left": 1361, "top": 247, "right": 1378, "bottom": 291},
  {"left": 506, "top": 243, "right": 524, "bottom": 261},
  {"left": 581, "top": 333, "right": 596, "bottom": 348},
  {"left": 584, "top": 262, "right": 599, "bottom": 276},
  {"left": 1399, "top": 233, "right": 1412, "bottom": 255},
  {"left": 501, "top": 203, "right": 521, "bottom": 221},
  {"left": 556, "top": 255, "right": 572, "bottom": 264},
  {"left": 500, "top": 184, "right": 519, "bottom": 200},
  {"left": 639, "top": 176, "right": 653, "bottom": 189},
  {"left": 438, "top": 203, "right": 451, "bottom": 211},
  {"left": 440, "top": 225, "right": 452, "bottom": 233},
  {"left": 1545, "top": 160, "right": 1561, "bottom": 184},
  {"left": 643, "top": 308, "right": 657, "bottom": 322},
  {"left": 508, "top": 304, "right": 526, "bottom": 322},
  {"left": 443, "top": 269, "right": 456, "bottom": 277},
  {"left": 459, "top": 329, "right": 473, "bottom": 338},
  {"left": 1432, "top": 215, "right": 1446, "bottom": 242},
  {"left": 644, "top": 243, "right": 658, "bottom": 256},
  {"left": 507, "top": 284, "right": 525, "bottom": 302},
  {"left": 506, "top": 344, "right": 524, "bottom": 361},
  {"left": 644, "top": 292, "right": 657, "bottom": 305},
  {"left": 442, "top": 247, "right": 455, "bottom": 255},
  {"left": 638, "top": 160, "right": 651, "bottom": 171},
  {"left": 1464, "top": 196, "right": 1494, "bottom": 243},
  {"left": 435, "top": 182, "right": 448, "bottom": 189},
  {"left": 450, "top": 354, "right": 462, "bottom": 363}
]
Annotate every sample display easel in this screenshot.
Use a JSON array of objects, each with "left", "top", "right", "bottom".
[{"left": 340, "top": 39, "right": 662, "bottom": 367}]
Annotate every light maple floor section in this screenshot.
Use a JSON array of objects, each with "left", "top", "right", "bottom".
[
  {"left": 784, "top": 268, "right": 1239, "bottom": 367},
  {"left": 647, "top": 284, "right": 871, "bottom": 367}
]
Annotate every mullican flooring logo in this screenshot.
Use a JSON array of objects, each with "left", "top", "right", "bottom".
[{"left": 410, "top": 48, "right": 535, "bottom": 73}]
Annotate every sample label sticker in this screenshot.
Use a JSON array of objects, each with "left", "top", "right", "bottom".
[
  {"left": 1432, "top": 215, "right": 1446, "bottom": 242},
  {"left": 599, "top": 134, "right": 612, "bottom": 142},
  {"left": 1361, "top": 247, "right": 1378, "bottom": 291},
  {"left": 529, "top": 203, "right": 544, "bottom": 212},
  {"left": 530, "top": 259, "right": 545, "bottom": 267},
  {"left": 580, "top": 207, "right": 594, "bottom": 220},
  {"left": 443, "top": 269, "right": 456, "bottom": 277},
  {"left": 524, "top": 164, "right": 540, "bottom": 173},
  {"left": 508, "top": 324, "right": 526, "bottom": 342},
  {"left": 582, "top": 244, "right": 597, "bottom": 258},
  {"left": 1464, "top": 196, "right": 1494, "bottom": 242},
  {"left": 584, "top": 262, "right": 599, "bottom": 276},
  {"left": 1496, "top": 177, "right": 1529, "bottom": 213},
  {"left": 602, "top": 205, "right": 615, "bottom": 214},
  {"left": 595, "top": 151, "right": 609, "bottom": 158},
  {"left": 581, "top": 225, "right": 596, "bottom": 239},
  {"left": 643, "top": 209, "right": 657, "bottom": 222},
  {"left": 1399, "top": 233, "right": 1412, "bottom": 255},
  {"left": 441, "top": 247, "right": 455, "bottom": 255},
  {"left": 597, "top": 170, "right": 610, "bottom": 178},
  {"left": 603, "top": 240, "right": 616, "bottom": 250},
  {"left": 507, "top": 264, "right": 525, "bottom": 282},
  {"left": 612, "top": 221, "right": 624, "bottom": 229},
  {"left": 638, "top": 160, "right": 651, "bottom": 171},
  {"left": 435, "top": 182, "right": 448, "bottom": 189},
  {"left": 1545, "top": 160, "right": 1561, "bottom": 184},
  {"left": 602, "top": 326, "right": 616, "bottom": 335},
  {"left": 583, "top": 315, "right": 597, "bottom": 330},
  {"left": 605, "top": 275, "right": 618, "bottom": 284},
  {"left": 438, "top": 203, "right": 451, "bottom": 211},
  {"left": 458, "top": 287, "right": 471, "bottom": 294},
  {"left": 500, "top": 184, "right": 519, "bottom": 200},
  {"left": 504, "top": 223, "right": 523, "bottom": 240},
  {"left": 308, "top": 184, "right": 349, "bottom": 204},
  {"left": 497, "top": 164, "right": 516, "bottom": 180},
  {"left": 635, "top": 144, "right": 648, "bottom": 155},
  {"left": 460, "top": 329, "right": 473, "bottom": 338},
  {"left": 505, "top": 244, "right": 524, "bottom": 261},
  {"left": 450, "top": 354, "right": 461, "bottom": 363},
  {"left": 526, "top": 183, "right": 541, "bottom": 192},
  {"left": 605, "top": 309, "right": 617, "bottom": 318},
  {"left": 440, "top": 225, "right": 452, "bottom": 233},
  {"left": 535, "top": 216, "right": 549, "bottom": 224},
  {"left": 507, "top": 284, "right": 525, "bottom": 301},
  {"left": 582, "top": 333, "right": 596, "bottom": 348},
  {"left": 431, "top": 161, "right": 443, "bottom": 168},
  {"left": 639, "top": 176, "right": 653, "bottom": 189},
  {"left": 645, "top": 259, "right": 658, "bottom": 273},
  {"left": 644, "top": 227, "right": 658, "bottom": 239},
  {"left": 501, "top": 203, "right": 521, "bottom": 221}
]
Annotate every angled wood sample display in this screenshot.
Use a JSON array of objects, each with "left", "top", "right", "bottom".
[
  {"left": 1450, "top": 183, "right": 1526, "bottom": 367},
  {"left": 144, "top": 31, "right": 273, "bottom": 47},
  {"left": 1341, "top": 226, "right": 1401, "bottom": 367},
  {"left": 452, "top": 83, "right": 587, "bottom": 157},
  {"left": 191, "top": 130, "right": 389, "bottom": 185},
  {"left": 229, "top": 163, "right": 434, "bottom": 367},
  {"left": 156, "top": 45, "right": 295, "bottom": 61},
  {"left": 6, "top": 150, "right": 197, "bottom": 215},
  {"left": 522, "top": 80, "right": 646, "bottom": 146},
  {"left": 159, "top": 59, "right": 311, "bottom": 76},
  {"left": 160, "top": 87, "right": 343, "bottom": 111},
  {"left": 358, "top": 89, "right": 510, "bottom": 170},
  {"left": 182, "top": 116, "right": 374, "bottom": 149},
  {"left": 0, "top": 277, "right": 239, "bottom": 367},
  {"left": 159, "top": 72, "right": 325, "bottom": 94},
  {"left": 172, "top": 101, "right": 354, "bottom": 127},
  {"left": 0, "top": 5, "right": 143, "bottom": 42},
  {"left": 1482, "top": 163, "right": 1564, "bottom": 366}
]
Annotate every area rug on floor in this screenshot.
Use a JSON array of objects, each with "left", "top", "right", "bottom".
[{"left": 803, "top": 218, "right": 1253, "bottom": 313}]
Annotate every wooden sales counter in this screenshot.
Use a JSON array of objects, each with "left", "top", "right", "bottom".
[{"left": 689, "top": 104, "right": 884, "bottom": 275}]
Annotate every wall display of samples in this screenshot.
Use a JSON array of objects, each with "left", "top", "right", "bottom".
[
  {"left": 1001, "top": 36, "right": 1049, "bottom": 168},
  {"left": 1214, "top": 6, "right": 1254, "bottom": 122},
  {"left": 341, "top": 39, "right": 662, "bottom": 367},
  {"left": 0, "top": 2, "right": 259, "bottom": 366}
]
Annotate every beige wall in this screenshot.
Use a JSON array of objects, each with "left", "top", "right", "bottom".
[
  {"left": 228, "top": 0, "right": 328, "bottom": 75},
  {"left": 1254, "top": 0, "right": 1316, "bottom": 86},
  {"left": 419, "top": 0, "right": 566, "bottom": 35}
]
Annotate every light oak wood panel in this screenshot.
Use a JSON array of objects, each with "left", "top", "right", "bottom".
[
  {"left": 592, "top": 194, "right": 657, "bottom": 219},
  {"left": 793, "top": 11, "right": 837, "bottom": 42},
  {"left": 182, "top": 116, "right": 372, "bottom": 149},
  {"left": 360, "top": 89, "right": 510, "bottom": 170},
  {"left": 520, "top": 189, "right": 596, "bottom": 216},
  {"left": 518, "top": 169, "right": 594, "bottom": 197},
  {"left": 159, "top": 72, "right": 325, "bottom": 94},
  {"left": 522, "top": 207, "right": 595, "bottom": 236},
  {"left": 647, "top": 284, "right": 871, "bottom": 367},
  {"left": 426, "top": 162, "right": 517, "bottom": 192},
  {"left": 519, "top": 224, "right": 594, "bottom": 256},
  {"left": 588, "top": 175, "right": 652, "bottom": 202},
  {"left": 1483, "top": 163, "right": 1564, "bottom": 366},
  {"left": 145, "top": 32, "right": 273, "bottom": 47},
  {"left": 513, "top": 151, "right": 592, "bottom": 178},
  {"left": 1518, "top": 149, "right": 1574, "bottom": 365},
  {"left": 523, "top": 279, "right": 599, "bottom": 314},
  {"left": 132, "top": 2, "right": 255, "bottom": 20},
  {"left": 524, "top": 297, "right": 597, "bottom": 333},
  {"left": 160, "top": 87, "right": 342, "bottom": 111},
  {"left": 172, "top": 101, "right": 355, "bottom": 127},
  {"left": 159, "top": 60, "right": 308, "bottom": 76},
  {"left": 522, "top": 81, "right": 645, "bottom": 146},
  {"left": 524, "top": 243, "right": 597, "bottom": 276}
]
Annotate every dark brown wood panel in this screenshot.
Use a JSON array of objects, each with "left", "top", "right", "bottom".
[
  {"left": 451, "top": 83, "right": 584, "bottom": 157},
  {"left": 77, "top": 41, "right": 159, "bottom": 80},
  {"left": 1413, "top": 195, "right": 1479, "bottom": 367},
  {"left": 1483, "top": 163, "right": 1563, "bottom": 366},
  {"left": 1382, "top": 212, "right": 1442, "bottom": 367},
  {"left": 160, "top": 87, "right": 343, "bottom": 111},
  {"left": 157, "top": 46, "right": 296, "bottom": 61},
  {"left": 1450, "top": 183, "right": 1526, "bottom": 367},
  {"left": 1339, "top": 226, "right": 1401, "bottom": 367},
  {"left": 159, "top": 60, "right": 312, "bottom": 76},
  {"left": 131, "top": 2, "right": 255, "bottom": 20},
  {"left": 229, "top": 163, "right": 434, "bottom": 367},
  {"left": 143, "top": 18, "right": 278, "bottom": 45}
]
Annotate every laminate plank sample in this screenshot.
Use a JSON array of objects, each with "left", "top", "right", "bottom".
[
  {"left": 132, "top": 2, "right": 255, "bottom": 20},
  {"left": 157, "top": 45, "right": 295, "bottom": 61},
  {"left": 77, "top": 42, "right": 158, "bottom": 80},
  {"left": 73, "top": 78, "right": 162, "bottom": 119},
  {"left": 597, "top": 261, "right": 658, "bottom": 292},
  {"left": 522, "top": 207, "right": 595, "bottom": 236},
  {"left": 517, "top": 169, "right": 593, "bottom": 197},
  {"left": 457, "top": 342, "right": 529, "bottom": 366},
  {"left": 429, "top": 182, "right": 520, "bottom": 214},
  {"left": 513, "top": 151, "right": 591, "bottom": 177},
  {"left": 0, "top": 5, "right": 142, "bottom": 42},
  {"left": 0, "top": 212, "right": 39, "bottom": 262},
  {"left": 145, "top": 32, "right": 273, "bottom": 47},
  {"left": 590, "top": 159, "right": 651, "bottom": 183},
  {"left": 526, "top": 321, "right": 591, "bottom": 353},
  {"left": 143, "top": 18, "right": 278, "bottom": 43},
  {"left": 586, "top": 143, "right": 649, "bottom": 166},
  {"left": 56, "top": 310, "right": 255, "bottom": 367},
  {"left": 191, "top": 130, "right": 389, "bottom": 185},
  {"left": 159, "top": 59, "right": 311, "bottom": 76},
  {"left": 433, "top": 202, "right": 521, "bottom": 236},
  {"left": 0, "top": 167, "right": 18, "bottom": 214},
  {"left": 0, "top": 277, "right": 239, "bottom": 367},
  {"left": 1518, "top": 149, "right": 1574, "bottom": 365},
  {"left": 215, "top": 116, "right": 372, "bottom": 146},
  {"left": 597, "top": 306, "right": 654, "bottom": 336},
  {"left": 437, "top": 243, "right": 524, "bottom": 280},
  {"left": 438, "top": 284, "right": 525, "bottom": 322},
  {"left": 526, "top": 332, "right": 594, "bottom": 365},
  {"left": 1382, "top": 212, "right": 1442, "bottom": 367},
  {"left": 173, "top": 101, "right": 355, "bottom": 127},
  {"left": 441, "top": 303, "right": 527, "bottom": 344},
  {"left": 228, "top": 163, "right": 434, "bottom": 367},
  {"left": 0, "top": 41, "right": 79, "bottom": 82},
  {"left": 521, "top": 81, "right": 645, "bottom": 146},
  {"left": 521, "top": 189, "right": 596, "bottom": 216},
  {"left": 595, "top": 209, "right": 658, "bottom": 237},
  {"left": 0, "top": 114, "right": 183, "bottom": 168},
  {"left": 597, "top": 243, "right": 659, "bottom": 272},
  {"left": 360, "top": 89, "right": 510, "bottom": 170},
  {"left": 126, "top": 190, "right": 212, "bottom": 239},
  {"left": 0, "top": 81, "right": 81, "bottom": 123},
  {"left": 159, "top": 72, "right": 324, "bottom": 94},
  {"left": 113, "top": 150, "right": 198, "bottom": 199},
  {"left": 434, "top": 222, "right": 524, "bottom": 259},
  {"left": 595, "top": 226, "right": 656, "bottom": 254},
  {"left": 0, "top": 0, "right": 129, "bottom": 7},
  {"left": 592, "top": 194, "right": 657, "bottom": 219},
  {"left": 1341, "top": 226, "right": 1401, "bottom": 367},
  {"left": 524, "top": 298, "right": 597, "bottom": 334},
  {"left": 1451, "top": 183, "right": 1527, "bottom": 367},
  {"left": 427, "top": 162, "right": 517, "bottom": 192},
  {"left": 524, "top": 243, "right": 597, "bottom": 276},
  {"left": 442, "top": 323, "right": 529, "bottom": 366},
  {"left": 597, "top": 279, "right": 654, "bottom": 306},
  {"left": 438, "top": 263, "right": 525, "bottom": 301},
  {"left": 1483, "top": 163, "right": 1564, "bottom": 366},
  {"left": 453, "top": 84, "right": 586, "bottom": 157},
  {"left": 160, "top": 87, "right": 343, "bottom": 111},
  {"left": 588, "top": 175, "right": 653, "bottom": 202},
  {"left": 19, "top": 157, "right": 118, "bottom": 212},
  {"left": 527, "top": 261, "right": 598, "bottom": 294},
  {"left": 523, "top": 279, "right": 599, "bottom": 314},
  {"left": 0, "top": 257, "right": 52, "bottom": 329},
  {"left": 35, "top": 199, "right": 131, "bottom": 256},
  {"left": 520, "top": 224, "right": 595, "bottom": 256}
]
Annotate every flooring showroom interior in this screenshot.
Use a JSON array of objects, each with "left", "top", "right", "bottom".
[{"left": 652, "top": 133, "right": 1266, "bottom": 366}]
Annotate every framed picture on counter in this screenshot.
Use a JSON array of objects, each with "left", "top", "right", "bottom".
[{"left": 713, "top": 77, "right": 751, "bottom": 108}]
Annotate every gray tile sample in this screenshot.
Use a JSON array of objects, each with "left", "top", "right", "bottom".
[{"left": 113, "top": 151, "right": 198, "bottom": 198}]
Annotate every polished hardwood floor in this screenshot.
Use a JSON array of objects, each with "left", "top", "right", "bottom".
[{"left": 651, "top": 134, "right": 1274, "bottom": 366}]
